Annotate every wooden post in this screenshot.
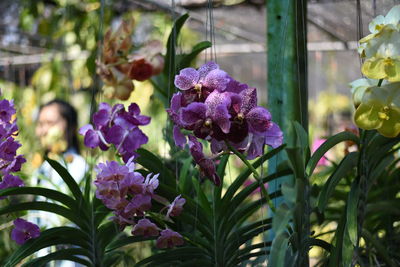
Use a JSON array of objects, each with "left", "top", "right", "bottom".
[{"left": 266, "top": 0, "right": 308, "bottom": 227}]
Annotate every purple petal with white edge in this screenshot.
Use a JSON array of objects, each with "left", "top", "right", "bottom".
[
  {"left": 84, "top": 130, "right": 100, "bottom": 148},
  {"left": 93, "top": 109, "right": 110, "bottom": 128},
  {"left": 174, "top": 68, "right": 199, "bottom": 90},
  {"left": 203, "top": 69, "right": 230, "bottom": 92},
  {"left": 79, "top": 124, "right": 93, "bottom": 136},
  {"left": 111, "top": 103, "right": 124, "bottom": 115},
  {"left": 198, "top": 61, "right": 219, "bottom": 80},
  {"left": 213, "top": 104, "right": 231, "bottom": 133},
  {"left": 264, "top": 122, "right": 283, "bottom": 148},
  {"left": 247, "top": 134, "right": 265, "bottom": 160},
  {"left": 173, "top": 126, "right": 187, "bottom": 148},
  {"left": 239, "top": 87, "right": 258, "bottom": 114},
  {"left": 246, "top": 107, "right": 272, "bottom": 134},
  {"left": 180, "top": 102, "right": 207, "bottom": 127}
]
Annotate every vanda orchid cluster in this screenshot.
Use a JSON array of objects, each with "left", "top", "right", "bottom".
[
  {"left": 81, "top": 102, "right": 185, "bottom": 249},
  {"left": 79, "top": 102, "right": 150, "bottom": 163},
  {"left": 97, "top": 19, "right": 164, "bottom": 100},
  {"left": 351, "top": 5, "right": 400, "bottom": 137},
  {"left": 0, "top": 94, "right": 41, "bottom": 245},
  {"left": 168, "top": 61, "right": 283, "bottom": 185}
]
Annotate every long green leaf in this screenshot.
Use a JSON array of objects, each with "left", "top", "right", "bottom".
[
  {"left": 163, "top": 13, "right": 189, "bottom": 77},
  {"left": 346, "top": 180, "right": 360, "bottom": 246},
  {"left": 4, "top": 227, "right": 91, "bottom": 267},
  {"left": 177, "top": 41, "right": 212, "bottom": 70},
  {"left": 105, "top": 235, "right": 156, "bottom": 253},
  {"left": 220, "top": 168, "right": 291, "bottom": 222},
  {"left": 0, "top": 202, "right": 89, "bottom": 230},
  {"left": 272, "top": 203, "right": 292, "bottom": 236},
  {"left": 136, "top": 148, "right": 176, "bottom": 188},
  {"left": 21, "top": 248, "right": 91, "bottom": 267},
  {"left": 317, "top": 152, "right": 359, "bottom": 213},
  {"left": 134, "top": 247, "right": 209, "bottom": 266},
  {"left": 45, "top": 158, "right": 85, "bottom": 205},
  {"left": 267, "top": 232, "right": 289, "bottom": 267},
  {"left": 306, "top": 131, "right": 359, "bottom": 176},
  {"left": 222, "top": 144, "right": 286, "bottom": 206},
  {"left": 0, "top": 187, "right": 79, "bottom": 211}
]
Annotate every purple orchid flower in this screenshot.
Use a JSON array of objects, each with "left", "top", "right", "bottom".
[
  {"left": 0, "top": 137, "right": 21, "bottom": 161},
  {"left": 180, "top": 91, "right": 232, "bottom": 139},
  {"left": 132, "top": 218, "right": 159, "bottom": 237},
  {"left": 0, "top": 99, "right": 16, "bottom": 123},
  {"left": 0, "top": 174, "right": 24, "bottom": 199},
  {"left": 80, "top": 102, "right": 150, "bottom": 163},
  {"left": 247, "top": 122, "right": 283, "bottom": 160},
  {"left": 188, "top": 136, "right": 220, "bottom": 186},
  {"left": 166, "top": 195, "right": 186, "bottom": 218},
  {"left": 156, "top": 229, "right": 184, "bottom": 249},
  {"left": 174, "top": 61, "right": 230, "bottom": 104},
  {"left": 11, "top": 218, "right": 40, "bottom": 245}
]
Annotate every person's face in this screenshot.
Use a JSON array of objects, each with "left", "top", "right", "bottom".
[{"left": 36, "top": 104, "right": 67, "bottom": 143}]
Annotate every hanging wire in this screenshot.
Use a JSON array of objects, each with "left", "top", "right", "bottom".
[
  {"left": 208, "top": 0, "right": 217, "bottom": 62},
  {"left": 356, "top": 0, "right": 364, "bottom": 75}
]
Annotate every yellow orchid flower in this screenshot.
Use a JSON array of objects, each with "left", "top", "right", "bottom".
[
  {"left": 349, "top": 78, "right": 386, "bottom": 107},
  {"left": 359, "top": 25, "right": 400, "bottom": 81},
  {"left": 354, "top": 82, "right": 400, "bottom": 137}
]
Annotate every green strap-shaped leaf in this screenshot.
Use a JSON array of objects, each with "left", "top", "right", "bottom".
[
  {"left": 306, "top": 131, "right": 359, "bottom": 176},
  {"left": 0, "top": 186, "right": 79, "bottom": 211},
  {"left": 272, "top": 203, "right": 292, "bottom": 236},
  {"left": 136, "top": 148, "right": 176, "bottom": 188},
  {"left": 328, "top": 210, "right": 346, "bottom": 267},
  {"left": 134, "top": 247, "right": 209, "bottom": 266},
  {"left": 222, "top": 144, "right": 286, "bottom": 206},
  {"left": 4, "top": 227, "right": 91, "bottom": 267},
  {"left": 21, "top": 248, "right": 91, "bottom": 267},
  {"left": 177, "top": 41, "right": 212, "bottom": 70},
  {"left": 214, "top": 154, "right": 230, "bottom": 205},
  {"left": 0, "top": 201, "right": 89, "bottom": 230},
  {"left": 306, "top": 237, "right": 332, "bottom": 252},
  {"left": 286, "top": 147, "right": 305, "bottom": 179},
  {"left": 219, "top": 168, "right": 291, "bottom": 222},
  {"left": 46, "top": 158, "right": 85, "bottom": 205},
  {"left": 105, "top": 235, "right": 156, "bottom": 253},
  {"left": 267, "top": 232, "right": 289, "bottom": 267},
  {"left": 226, "top": 218, "right": 272, "bottom": 243},
  {"left": 346, "top": 180, "right": 360, "bottom": 246},
  {"left": 317, "top": 152, "right": 359, "bottom": 213},
  {"left": 178, "top": 157, "right": 194, "bottom": 194}
]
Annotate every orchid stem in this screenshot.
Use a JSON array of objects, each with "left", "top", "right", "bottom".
[
  {"left": 225, "top": 141, "right": 276, "bottom": 213},
  {"left": 377, "top": 79, "right": 383, "bottom": 87}
]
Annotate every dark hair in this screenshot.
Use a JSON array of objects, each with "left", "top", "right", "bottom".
[{"left": 40, "top": 99, "right": 80, "bottom": 154}]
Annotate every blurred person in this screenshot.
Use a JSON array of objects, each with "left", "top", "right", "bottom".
[
  {"left": 32, "top": 99, "right": 87, "bottom": 267},
  {"left": 35, "top": 99, "right": 86, "bottom": 184}
]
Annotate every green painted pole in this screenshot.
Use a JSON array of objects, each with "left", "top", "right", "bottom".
[{"left": 266, "top": 0, "right": 308, "bottom": 210}]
